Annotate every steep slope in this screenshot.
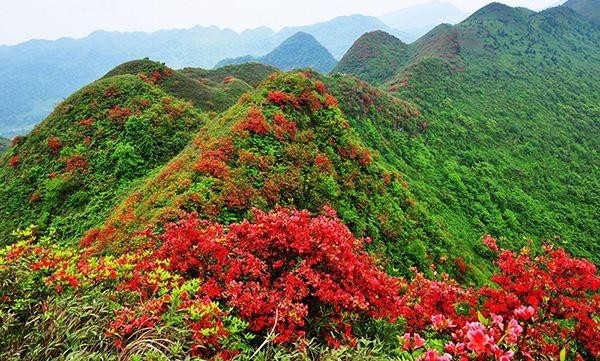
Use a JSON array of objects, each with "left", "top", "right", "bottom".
[
  {"left": 341, "top": 3, "right": 600, "bottom": 262},
  {"left": 103, "top": 58, "right": 253, "bottom": 112},
  {"left": 332, "top": 31, "right": 409, "bottom": 85},
  {"left": 379, "top": 0, "right": 468, "bottom": 41},
  {"left": 84, "top": 71, "right": 466, "bottom": 279},
  {"left": 564, "top": 0, "right": 600, "bottom": 24},
  {"left": 216, "top": 32, "right": 338, "bottom": 73},
  {"left": 179, "top": 62, "right": 279, "bottom": 86},
  {"left": 0, "top": 73, "right": 206, "bottom": 244}
]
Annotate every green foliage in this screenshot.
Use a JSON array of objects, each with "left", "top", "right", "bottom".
[
  {"left": 104, "top": 58, "right": 253, "bottom": 113},
  {"left": 180, "top": 62, "right": 279, "bottom": 87},
  {"left": 338, "top": 4, "right": 599, "bottom": 267},
  {"left": 332, "top": 31, "right": 409, "bottom": 85},
  {"left": 0, "top": 74, "right": 205, "bottom": 245}
]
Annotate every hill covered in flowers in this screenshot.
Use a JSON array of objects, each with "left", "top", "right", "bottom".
[{"left": 0, "top": 1, "right": 598, "bottom": 360}]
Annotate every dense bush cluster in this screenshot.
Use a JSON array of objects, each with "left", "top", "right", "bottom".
[{"left": 1, "top": 210, "right": 598, "bottom": 360}]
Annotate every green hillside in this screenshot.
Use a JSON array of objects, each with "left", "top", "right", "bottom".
[
  {"left": 565, "top": 0, "right": 600, "bottom": 24},
  {"left": 179, "top": 62, "right": 279, "bottom": 86},
  {"left": 103, "top": 58, "right": 254, "bottom": 113},
  {"left": 0, "top": 73, "right": 206, "bottom": 244},
  {"left": 332, "top": 31, "right": 409, "bottom": 85},
  {"left": 85, "top": 71, "right": 464, "bottom": 278},
  {"left": 338, "top": 3, "right": 600, "bottom": 262}
]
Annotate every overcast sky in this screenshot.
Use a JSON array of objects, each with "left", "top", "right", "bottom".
[{"left": 0, "top": 0, "right": 563, "bottom": 45}]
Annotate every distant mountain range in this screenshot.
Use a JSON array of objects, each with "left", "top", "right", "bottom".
[
  {"left": 0, "top": 1, "right": 472, "bottom": 137},
  {"left": 216, "top": 32, "right": 337, "bottom": 73}
]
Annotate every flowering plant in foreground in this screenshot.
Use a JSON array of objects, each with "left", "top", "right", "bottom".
[{"left": 0, "top": 215, "right": 598, "bottom": 359}]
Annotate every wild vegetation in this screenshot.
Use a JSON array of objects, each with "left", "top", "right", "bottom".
[
  {"left": 0, "top": 72, "right": 205, "bottom": 244},
  {"left": 0, "top": 1, "right": 598, "bottom": 359},
  {"left": 336, "top": 1, "right": 600, "bottom": 265}
]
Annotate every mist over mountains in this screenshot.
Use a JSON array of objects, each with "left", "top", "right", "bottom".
[{"left": 0, "top": 1, "right": 467, "bottom": 137}]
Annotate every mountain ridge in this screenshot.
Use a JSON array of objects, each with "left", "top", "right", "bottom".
[{"left": 216, "top": 32, "right": 337, "bottom": 73}]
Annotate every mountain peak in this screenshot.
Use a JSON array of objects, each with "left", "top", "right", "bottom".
[
  {"left": 216, "top": 32, "right": 337, "bottom": 73},
  {"left": 465, "top": 2, "right": 535, "bottom": 23},
  {"left": 333, "top": 31, "right": 408, "bottom": 84},
  {"left": 263, "top": 32, "right": 337, "bottom": 73}
]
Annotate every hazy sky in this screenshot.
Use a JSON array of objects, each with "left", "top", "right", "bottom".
[{"left": 0, "top": 0, "right": 562, "bottom": 45}]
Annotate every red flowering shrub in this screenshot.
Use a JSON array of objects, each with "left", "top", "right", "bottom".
[
  {"left": 267, "top": 91, "right": 287, "bottom": 104},
  {"left": 47, "top": 136, "right": 62, "bottom": 154},
  {"left": 324, "top": 94, "right": 339, "bottom": 108},
  {"left": 478, "top": 237, "right": 600, "bottom": 359},
  {"left": 65, "top": 154, "right": 89, "bottom": 172},
  {"left": 104, "top": 84, "right": 120, "bottom": 98},
  {"left": 79, "top": 118, "right": 93, "bottom": 127},
  {"left": 155, "top": 207, "right": 403, "bottom": 343},
  {"left": 399, "top": 272, "right": 476, "bottom": 332},
  {"left": 233, "top": 107, "right": 269, "bottom": 135},
  {"left": 107, "top": 105, "right": 132, "bottom": 124},
  {"left": 8, "top": 155, "right": 19, "bottom": 167},
  {"left": 271, "top": 113, "right": 297, "bottom": 140}
]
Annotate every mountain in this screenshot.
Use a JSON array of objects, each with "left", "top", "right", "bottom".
[
  {"left": 332, "top": 31, "right": 409, "bottom": 84},
  {"left": 339, "top": 2, "right": 600, "bottom": 263},
  {"left": 0, "top": 15, "right": 406, "bottom": 137},
  {"left": 179, "top": 62, "right": 279, "bottom": 86},
  {"left": 83, "top": 71, "right": 456, "bottom": 277},
  {"left": 0, "top": 63, "right": 208, "bottom": 243},
  {"left": 564, "top": 0, "right": 600, "bottom": 23},
  {"left": 1, "top": 3, "right": 599, "bottom": 359},
  {"left": 217, "top": 32, "right": 337, "bottom": 73},
  {"left": 102, "top": 58, "right": 257, "bottom": 113},
  {"left": 0, "top": 137, "right": 9, "bottom": 153},
  {"left": 379, "top": 1, "right": 469, "bottom": 41},
  {"left": 279, "top": 14, "right": 410, "bottom": 58}
]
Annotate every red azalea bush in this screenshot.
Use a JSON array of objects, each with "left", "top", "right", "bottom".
[
  {"left": 155, "top": 206, "right": 403, "bottom": 343},
  {"left": 478, "top": 238, "right": 600, "bottom": 359},
  {"left": 47, "top": 136, "right": 63, "bottom": 154},
  {"left": 1, "top": 217, "right": 599, "bottom": 360}
]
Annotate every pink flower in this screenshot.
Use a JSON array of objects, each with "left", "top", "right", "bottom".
[
  {"left": 466, "top": 323, "right": 491, "bottom": 355},
  {"left": 491, "top": 314, "right": 504, "bottom": 330},
  {"left": 419, "top": 349, "right": 453, "bottom": 361},
  {"left": 505, "top": 319, "right": 523, "bottom": 344},
  {"left": 499, "top": 351, "right": 515, "bottom": 361},
  {"left": 413, "top": 333, "right": 426, "bottom": 349},
  {"left": 402, "top": 333, "right": 426, "bottom": 351},
  {"left": 432, "top": 314, "right": 457, "bottom": 331},
  {"left": 514, "top": 306, "right": 535, "bottom": 321}
]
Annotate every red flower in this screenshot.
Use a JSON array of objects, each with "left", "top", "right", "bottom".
[{"left": 8, "top": 155, "right": 19, "bottom": 167}]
